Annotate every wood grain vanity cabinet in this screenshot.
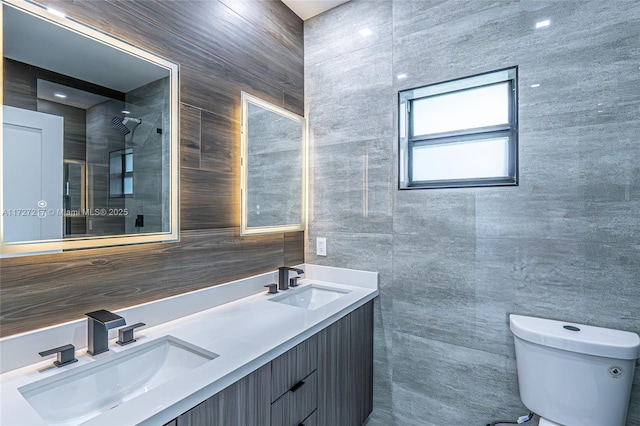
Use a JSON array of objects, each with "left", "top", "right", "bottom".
[
  {"left": 271, "top": 334, "right": 318, "bottom": 425},
  {"left": 167, "top": 300, "right": 373, "bottom": 426},
  {"left": 175, "top": 363, "right": 271, "bottom": 426},
  {"left": 317, "top": 301, "right": 373, "bottom": 426}
]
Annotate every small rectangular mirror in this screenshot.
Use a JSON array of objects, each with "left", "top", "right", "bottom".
[
  {"left": 240, "top": 92, "right": 306, "bottom": 235},
  {"left": 1, "top": 0, "right": 179, "bottom": 256}
]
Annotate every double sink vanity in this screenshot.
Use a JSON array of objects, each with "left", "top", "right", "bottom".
[
  {"left": 0, "top": 3, "right": 369, "bottom": 425},
  {"left": 0, "top": 264, "right": 378, "bottom": 425}
]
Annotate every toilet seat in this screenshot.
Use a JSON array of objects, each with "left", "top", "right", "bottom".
[{"left": 539, "top": 418, "right": 563, "bottom": 426}]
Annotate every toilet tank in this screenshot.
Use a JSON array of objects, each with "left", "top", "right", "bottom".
[{"left": 510, "top": 315, "right": 640, "bottom": 426}]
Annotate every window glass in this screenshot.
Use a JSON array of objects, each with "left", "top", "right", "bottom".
[
  {"left": 412, "top": 83, "right": 509, "bottom": 136},
  {"left": 124, "top": 153, "right": 133, "bottom": 173},
  {"left": 412, "top": 137, "right": 509, "bottom": 181},
  {"left": 109, "top": 149, "right": 134, "bottom": 196},
  {"left": 123, "top": 176, "right": 133, "bottom": 195}
]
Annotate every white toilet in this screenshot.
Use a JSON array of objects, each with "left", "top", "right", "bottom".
[{"left": 510, "top": 314, "right": 640, "bottom": 426}]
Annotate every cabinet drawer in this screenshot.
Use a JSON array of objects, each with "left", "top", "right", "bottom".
[
  {"left": 271, "top": 370, "right": 317, "bottom": 426},
  {"left": 271, "top": 333, "right": 318, "bottom": 402}
]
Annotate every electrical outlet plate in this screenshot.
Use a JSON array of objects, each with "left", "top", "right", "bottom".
[{"left": 316, "top": 237, "right": 327, "bottom": 256}]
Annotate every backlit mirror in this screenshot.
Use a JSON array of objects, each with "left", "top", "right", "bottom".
[
  {"left": 240, "top": 92, "right": 306, "bottom": 235},
  {"left": 1, "top": 0, "right": 179, "bottom": 256}
]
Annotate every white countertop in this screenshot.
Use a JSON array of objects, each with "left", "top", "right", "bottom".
[{"left": 0, "top": 264, "right": 378, "bottom": 426}]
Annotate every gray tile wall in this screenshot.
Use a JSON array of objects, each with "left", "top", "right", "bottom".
[{"left": 304, "top": 0, "right": 640, "bottom": 424}]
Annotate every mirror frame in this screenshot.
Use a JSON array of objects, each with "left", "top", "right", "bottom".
[
  {"left": 0, "top": 0, "right": 180, "bottom": 256},
  {"left": 240, "top": 92, "right": 307, "bottom": 236}
]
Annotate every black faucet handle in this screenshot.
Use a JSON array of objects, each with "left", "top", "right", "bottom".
[
  {"left": 264, "top": 283, "right": 279, "bottom": 294},
  {"left": 85, "top": 309, "right": 126, "bottom": 328},
  {"left": 289, "top": 276, "right": 300, "bottom": 287},
  {"left": 116, "top": 322, "right": 145, "bottom": 346},
  {"left": 278, "top": 266, "right": 304, "bottom": 291},
  {"left": 39, "top": 344, "right": 78, "bottom": 367}
]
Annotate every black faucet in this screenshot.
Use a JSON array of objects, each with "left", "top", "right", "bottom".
[
  {"left": 85, "top": 309, "right": 126, "bottom": 355},
  {"left": 278, "top": 266, "right": 304, "bottom": 291}
]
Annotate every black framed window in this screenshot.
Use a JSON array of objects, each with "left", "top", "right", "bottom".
[
  {"left": 398, "top": 67, "right": 518, "bottom": 189},
  {"left": 109, "top": 148, "right": 133, "bottom": 197}
]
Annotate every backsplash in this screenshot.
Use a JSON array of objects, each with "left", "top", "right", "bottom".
[{"left": 0, "top": 0, "right": 304, "bottom": 337}]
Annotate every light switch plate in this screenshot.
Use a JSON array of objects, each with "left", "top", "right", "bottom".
[{"left": 316, "top": 237, "right": 327, "bottom": 256}]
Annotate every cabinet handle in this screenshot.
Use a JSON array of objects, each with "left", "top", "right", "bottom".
[{"left": 290, "top": 380, "right": 305, "bottom": 392}]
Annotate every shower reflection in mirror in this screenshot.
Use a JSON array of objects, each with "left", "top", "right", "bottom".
[
  {"left": 30, "top": 76, "right": 170, "bottom": 238},
  {"left": 2, "top": 0, "right": 179, "bottom": 256}
]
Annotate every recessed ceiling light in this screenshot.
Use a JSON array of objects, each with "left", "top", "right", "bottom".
[
  {"left": 54, "top": 93, "right": 67, "bottom": 98},
  {"left": 530, "top": 83, "right": 540, "bottom": 88},
  {"left": 536, "top": 19, "right": 551, "bottom": 29},
  {"left": 47, "top": 7, "right": 66, "bottom": 18},
  {"left": 397, "top": 74, "right": 408, "bottom": 80},
  {"left": 359, "top": 28, "right": 372, "bottom": 37},
  {"left": 121, "top": 110, "right": 131, "bottom": 114}
]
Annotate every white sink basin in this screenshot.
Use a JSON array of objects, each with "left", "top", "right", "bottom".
[
  {"left": 18, "top": 336, "right": 218, "bottom": 425},
  {"left": 270, "top": 285, "right": 350, "bottom": 310}
]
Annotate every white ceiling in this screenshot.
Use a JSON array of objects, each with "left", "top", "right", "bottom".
[
  {"left": 281, "top": 0, "right": 351, "bottom": 20},
  {"left": 37, "top": 80, "right": 111, "bottom": 110},
  {"left": 3, "top": 6, "right": 169, "bottom": 93}
]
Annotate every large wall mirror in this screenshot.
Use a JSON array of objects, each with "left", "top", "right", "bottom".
[
  {"left": 240, "top": 92, "right": 306, "bottom": 235},
  {"left": 1, "top": 0, "right": 179, "bottom": 257}
]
